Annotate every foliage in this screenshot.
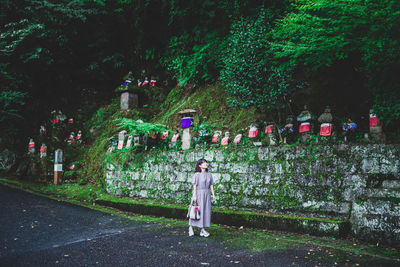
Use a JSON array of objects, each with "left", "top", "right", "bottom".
[
  {"left": 272, "top": 0, "right": 400, "bottom": 124},
  {"left": 162, "top": 33, "right": 223, "bottom": 86},
  {"left": 115, "top": 118, "right": 167, "bottom": 136},
  {"left": 220, "top": 9, "right": 295, "bottom": 110},
  {"left": 0, "top": 90, "right": 27, "bottom": 123}
]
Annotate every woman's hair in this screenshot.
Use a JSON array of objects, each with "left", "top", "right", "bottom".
[{"left": 195, "top": 158, "right": 208, "bottom": 172}]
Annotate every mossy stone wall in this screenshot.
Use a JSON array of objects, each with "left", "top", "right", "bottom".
[{"left": 105, "top": 144, "right": 400, "bottom": 246}]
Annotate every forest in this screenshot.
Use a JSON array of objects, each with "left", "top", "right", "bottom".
[{"left": 1, "top": 0, "right": 400, "bottom": 157}]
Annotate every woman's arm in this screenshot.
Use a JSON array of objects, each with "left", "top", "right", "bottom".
[
  {"left": 193, "top": 184, "right": 197, "bottom": 202},
  {"left": 210, "top": 185, "right": 216, "bottom": 202}
]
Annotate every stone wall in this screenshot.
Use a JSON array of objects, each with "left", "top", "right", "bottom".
[{"left": 105, "top": 144, "right": 400, "bottom": 246}]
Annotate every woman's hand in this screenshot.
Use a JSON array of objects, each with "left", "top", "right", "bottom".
[
  {"left": 212, "top": 195, "right": 216, "bottom": 202},
  {"left": 193, "top": 196, "right": 197, "bottom": 202}
]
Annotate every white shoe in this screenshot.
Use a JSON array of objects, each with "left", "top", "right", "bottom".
[
  {"left": 188, "top": 227, "right": 194, "bottom": 237},
  {"left": 200, "top": 229, "right": 210, "bottom": 237}
]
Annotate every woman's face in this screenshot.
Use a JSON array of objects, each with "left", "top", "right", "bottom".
[{"left": 199, "top": 161, "right": 208, "bottom": 169}]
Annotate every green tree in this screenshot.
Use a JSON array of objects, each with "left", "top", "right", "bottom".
[
  {"left": 272, "top": 0, "right": 400, "bottom": 124},
  {"left": 220, "top": 9, "right": 295, "bottom": 111}
]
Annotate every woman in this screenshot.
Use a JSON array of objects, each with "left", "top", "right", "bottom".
[{"left": 188, "top": 159, "right": 216, "bottom": 237}]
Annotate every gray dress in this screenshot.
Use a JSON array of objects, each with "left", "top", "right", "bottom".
[{"left": 189, "top": 172, "right": 214, "bottom": 228}]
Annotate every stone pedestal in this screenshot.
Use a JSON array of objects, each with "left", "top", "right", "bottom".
[
  {"left": 120, "top": 91, "right": 138, "bottom": 111},
  {"left": 182, "top": 128, "right": 191, "bottom": 150}
]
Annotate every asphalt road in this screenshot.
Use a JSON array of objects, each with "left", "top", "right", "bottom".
[{"left": 0, "top": 185, "right": 396, "bottom": 267}]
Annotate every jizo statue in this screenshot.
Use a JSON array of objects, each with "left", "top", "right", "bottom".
[
  {"left": 264, "top": 123, "right": 276, "bottom": 145},
  {"left": 318, "top": 106, "right": 333, "bottom": 137},
  {"left": 221, "top": 132, "right": 230, "bottom": 146},
  {"left": 40, "top": 143, "right": 47, "bottom": 158},
  {"left": 297, "top": 105, "right": 314, "bottom": 143},
  {"left": 369, "top": 109, "right": 386, "bottom": 143},
  {"left": 28, "top": 138, "right": 35, "bottom": 154}
]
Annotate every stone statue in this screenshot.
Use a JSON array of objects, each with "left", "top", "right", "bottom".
[
  {"left": 342, "top": 118, "right": 357, "bottom": 142},
  {"left": 126, "top": 135, "right": 133, "bottom": 148},
  {"left": 280, "top": 115, "right": 295, "bottom": 143},
  {"left": 117, "top": 130, "right": 127, "bottom": 150},
  {"left": 318, "top": 106, "right": 333, "bottom": 123},
  {"left": 40, "top": 143, "right": 47, "bottom": 158},
  {"left": 248, "top": 123, "right": 259, "bottom": 139},
  {"left": 233, "top": 134, "right": 242, "bottom": 144},
  {"left": 28, "top": 138, "right": 35, "bottom": 154},
  {"left": 297, "top": 105, "right": 314, "bottom": 143},
  {"left": 318, "top": 106, "right": 333, "bottom": 137},
  {"left": 264, "top": 123, "right": 276, "bottom": 145},
  {"left": 76, "top": 130, "right": 82, "bottom": 144},
  {"left": 67, "top": 132, "right": 75, "bottom": 145},
  {"left": 221, "top": 132, "right": 230, "bottom": 146},
  {"left": 369, "top": 109, "right": 386, "bottom": 143}
]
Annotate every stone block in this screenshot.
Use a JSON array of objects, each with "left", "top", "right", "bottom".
[
  {"left": 258, "top": 147, "right": 269, "bottom": 161},
  {"left": 204, "top": 150, "right": 214, "bottom": 161},
  {"left": 221, "top": 173, "right": 231, "bottom": 182},
  {"left": 382, "top": 180, "right": 400, "bottom": 189},
  {"left": 185, "top": 151, "right": 196, "bottom": 163},
  {"left": 214, "top": 150, "right": 224, "bottom": 162},
  {"left": 175, "top": 172, "right": 185, "bottom": 182}
]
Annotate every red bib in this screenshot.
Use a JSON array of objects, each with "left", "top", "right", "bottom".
[
  {"left": 320, "top": 123, "right": 332, "bottom": 136},
  {"left": 369, "top": 114, "right": 381, "bottom": 127},
  {"left": 162, "top": 132, "right": 169, "bottom": 140},
  {"left": 233, "top": 134, "right": 242, "bottom": 143},
  {"left": 171, "top": 134, "right": 179, "bottom": 142},
  {"left": 221, "top": 137, "right": 229, "bottom": 146},
  {"left": 211, "top": 136, "right": 219, "bottom": 143},
  {"left": 299, "top": 122, "right": 310, "bottom": 133},
  {"left": 265, "top": 125, "right": 273, "bottom": 134},
  {"left": 117, "top": 141, "right": 124, "bottom": 150},
  {"left": 248, "top": 128, "right": 258, "bottom": 138}
]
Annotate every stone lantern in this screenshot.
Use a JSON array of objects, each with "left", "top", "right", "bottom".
[
  {"left": 318, "top": 106, "right": 333, "bottom": 137},
  {"left": 297, "top": 105, "right": 314, "bottom": 143},
  {"left": 178, "top": 109, "right": 196, "bottom": 150},
  {"left": 120, "top": 81, "right": 139, "bottom": 111},
  {"left": 369, "top": 109, "right": 386, "bottom": 143}
]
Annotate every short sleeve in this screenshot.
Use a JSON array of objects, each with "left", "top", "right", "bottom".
[
  {"left": 192, "top": 173, "right": 199, "bottom": 185},
  {"left": 210, "top": 173, "right": 214, "bottom": 185}
]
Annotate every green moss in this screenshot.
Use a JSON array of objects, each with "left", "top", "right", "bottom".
[{"left": 151, "top": 83, "right": 257, "bottom": 133}]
